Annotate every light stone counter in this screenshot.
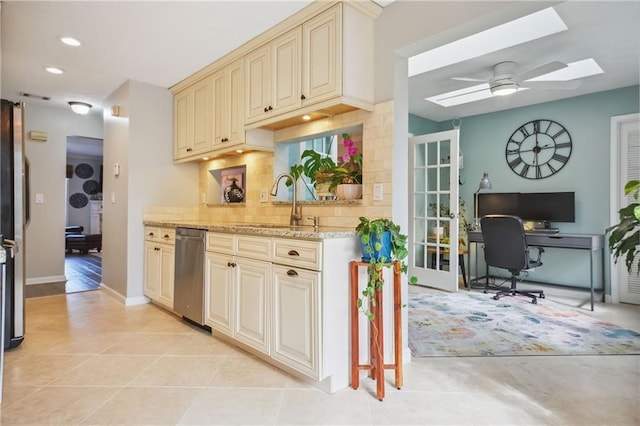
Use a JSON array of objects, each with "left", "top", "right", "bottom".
[{"left": 143, "top": 220, "right": 357, "bottom": 240}]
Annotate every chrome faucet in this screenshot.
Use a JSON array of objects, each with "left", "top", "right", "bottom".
[{"left": 270, "top": 173, "right": 303, "bottom": 226}]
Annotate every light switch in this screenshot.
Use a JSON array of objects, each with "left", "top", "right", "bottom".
[
  {"left": 35, "top": 193, "right": 44, "bottom": 204},
  {"left": 373, "top": 183, "right": 383, "bottom": 201},
  {"left": 111, "top": 192, "right": 116, "bottom": 204}
]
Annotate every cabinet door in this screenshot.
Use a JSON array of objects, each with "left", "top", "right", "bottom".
[
  {"left": 211, "top": 68, "right": 227, "bottom": 148},
  {"left": 226, "top": 58, "right": 245, "bottom": 146},
  {"left": 245, "top": 45, "right": 271, "bottom": 124},
  {"left": 144, "top": 241, "right": 161, "bottom": 300},
  {"left": 272, "top": 265, "right": 320, "bottom": 379},
  {"left": 234, "top": 258, "right": 271, "bottom": 354},
  {"left": 302, "top": 4, "right": 341, "bottom": 104},
  {"left": 158, "top": 243, "right": 175, "bottom": 308},
  {"left": 271, "top": 27, "right": 302, "bottom": 115},
  {"left": 205, "top": 252, "right": 234, "bottom": 335},
  {"left": 173, "top": 89, "right": 192, "bottom": 159},
  {"left": 191, "top": 77, "right": 214, "bottom": 154}
]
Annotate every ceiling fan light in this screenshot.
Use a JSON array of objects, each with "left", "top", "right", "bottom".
[
  {"left": 68, "top": 101, "right": 92, "bottom": 114},
  {"left": 491, "top": 82, "right": 519, "bottom": 96}
]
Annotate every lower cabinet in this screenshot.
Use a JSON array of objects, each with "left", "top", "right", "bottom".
[
  {"left": 234, "top": 258, "right": 271, "bottom": 354},
  {"left": 204, "top": 231, "right": 359, "bottom": 393},
  {"left": 143, "top": 227, "right": 175, "bottom": 309},
  {"left": 272, "top": 265, "right": 319, "bottom": 378}
]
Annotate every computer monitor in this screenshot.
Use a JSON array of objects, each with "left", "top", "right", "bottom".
[
  {"left": 517, "top": 192, "right": 575, "bottom": 223},
  {"left": 476, "top": 193, "right": 520, "bottom": 218}
]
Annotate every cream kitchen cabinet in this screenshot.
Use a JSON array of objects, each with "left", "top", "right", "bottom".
[
  {"left": 245, "top": 27, "right": 302, "bottom": 124},
  {"left": 204, "top": 229, "right": 360, "bottom": 393},
  {"left": 173, "top": 77, "right": 213, "bottom": 160},
  {"left": 205, "top": 232, "right": 271, "bottom": 355},
  {"left": 245, "top": 3, "right": 377, "bottom": 130},
  {"left": 212, "top": 58, "right": 245, "bottom": 148},
  {"left": 143, "top": 227, "right": 175, "bottom": 309}
]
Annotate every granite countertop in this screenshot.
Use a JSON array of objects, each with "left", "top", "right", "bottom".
[{"left": 144, "top": 220, "right": 357, "bottom": 240}]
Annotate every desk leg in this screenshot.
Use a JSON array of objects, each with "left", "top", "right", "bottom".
[
  {"left": 590, "top": 249, "right": 594, "bottom": 311},
  {"left": 466, "top": 248, "right": 471, "bottom": 290}
]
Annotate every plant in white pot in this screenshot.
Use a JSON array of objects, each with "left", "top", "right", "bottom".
[{"left": 332, "top": 133, "right": 363, "bottom": 200}]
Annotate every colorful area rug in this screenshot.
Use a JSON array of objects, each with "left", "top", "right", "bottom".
[{"left": 408, "top": 292, "right": 640, "bottom": 357}]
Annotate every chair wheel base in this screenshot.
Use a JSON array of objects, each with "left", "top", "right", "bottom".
[
  {"left": 531, "top": 298, "right": 537, "bottom": 304},
  {"left": 493, "top": 295, "right": 500, "bottom": 300}
]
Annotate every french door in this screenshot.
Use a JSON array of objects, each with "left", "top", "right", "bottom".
[{"left": 409, "top": 130, "right": 460, "bottom": 292}]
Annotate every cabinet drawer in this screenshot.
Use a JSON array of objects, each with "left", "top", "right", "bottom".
[
  {"left": 145, "top": 227, "right": 175, "bottom": 244},
  {"left": 272, "top": 238, "right": 321, "bottom": 270},
  {"left": 236, "top": 235, "right": 271, "bottom": 260},
  {"left": 206, "top": 232, "right": 235, "bottom": 254}
]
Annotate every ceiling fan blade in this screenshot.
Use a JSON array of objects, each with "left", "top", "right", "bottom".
[
  {"left": 452, "top": 77, "right": 490, "bottom": 83},
  {"left": 520, "top": 80, "right": 583, "bottom": 90},
  {"left": 435, "top": 86, "right": 488, "bottom": 101},
  {"left": 515, "top": 61, "right": 568, "bottom": 82}
]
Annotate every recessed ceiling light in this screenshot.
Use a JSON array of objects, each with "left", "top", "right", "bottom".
[
  {"left": 409, "top": 7, "right": 568, "bottom": 77},
  {"left": 60, "top": 36, "right": 81, "bottom": 47},
  {"left": 45, "top": 66, "right": 64, "bottom": 74}
]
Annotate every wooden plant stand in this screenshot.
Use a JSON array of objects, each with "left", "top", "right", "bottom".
[{"left": 349, "top": 260, "right": 403, "bottom": 401}]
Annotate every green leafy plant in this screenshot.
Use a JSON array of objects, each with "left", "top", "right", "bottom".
[
  {"left": 355, "top": 217, "right": 417, "bottom": 320},
  {"left": 606, "top": 180, "right": 640, "bottom": 273}
]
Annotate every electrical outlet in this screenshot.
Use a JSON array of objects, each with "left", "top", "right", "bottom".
[
  {"left": 373, "top": 183, "right": 383, "bottom": 201},
  {"left": 35, "top": 193, "right": 44, "bottom": 204},
  {"left": 260, "top": 189, "right": 269, "bottom": 203}
]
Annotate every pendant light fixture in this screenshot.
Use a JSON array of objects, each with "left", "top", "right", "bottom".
[{"left": 68, "top": 101, "right": 92, "bottom": 115}]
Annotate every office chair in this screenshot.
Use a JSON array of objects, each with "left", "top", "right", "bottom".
[{"left": 480, "top": 215, "right": 545, "bottom": 304}]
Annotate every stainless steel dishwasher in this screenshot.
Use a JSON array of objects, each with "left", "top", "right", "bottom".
[{"left": 174, "top": 228, "right": 207, "bottom": 326}]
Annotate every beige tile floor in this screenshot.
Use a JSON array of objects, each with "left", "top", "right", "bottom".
[{"left": 1, "top": 289, "right": 638, "bottom": 425}]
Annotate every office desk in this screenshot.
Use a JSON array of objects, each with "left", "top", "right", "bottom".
[{"left": 467, "top": 231, "right": 605, "bottom": 310}]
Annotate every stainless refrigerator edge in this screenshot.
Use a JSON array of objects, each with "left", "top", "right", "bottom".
[{"left": 1, "top": 99, "right": 28, "bottom": 350}]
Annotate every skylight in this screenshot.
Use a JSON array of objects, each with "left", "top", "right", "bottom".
[{"left": 408, "top": 7, "right": 568, "bottom": 77}]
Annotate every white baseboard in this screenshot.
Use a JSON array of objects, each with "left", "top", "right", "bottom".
[
  {"left": 99, "top": 284, "right": 150, "bottom": 306},
  {"left": 26, "top": 275, "right": 66, "bottom": 285}
]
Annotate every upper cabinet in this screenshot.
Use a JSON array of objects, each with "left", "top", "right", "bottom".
[
  {"left": 245, "top": 27, "right": 302, "bottom": 124},
  {"left": 245, "top": 3, "right": 376, "bottom": 130},
  {"left": 174, "top": 77, "right": 213, "bottom": 159},
  {"left": 171, "top": 1, "right": 381, "bottom": 162},
  {"left": 212, "top": 58, "right": 245, "bottom": 149}
]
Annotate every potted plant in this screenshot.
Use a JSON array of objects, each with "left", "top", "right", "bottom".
[
  {"left": 332, "top": 133, "right": 363, "bottom": 200},
  {"left": 606, "top": 179, "right": 640, "bottom": 273},
  {"left": 355, "top": 217, "right": 417, "bottom": 320},
  {"left": 294, "top": 148, "right": 338, "bottom": 199}
]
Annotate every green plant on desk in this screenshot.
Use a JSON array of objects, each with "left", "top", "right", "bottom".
[{"left": 355, "top": 217, "right": 417, "bottom": 321}]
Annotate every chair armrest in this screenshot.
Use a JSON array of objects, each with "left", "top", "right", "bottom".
[{"left": 527, "top": 246, "right": 544, "bottom": 264}]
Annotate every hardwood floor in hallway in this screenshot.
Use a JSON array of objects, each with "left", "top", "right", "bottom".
[{"left": 65, "top": 253, "right": 101, "bottom": 293}]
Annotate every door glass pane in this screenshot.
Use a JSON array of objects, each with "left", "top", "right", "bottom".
[
  {"left": 415, "top": 143, "right": 426, "bottom": 167},
  {"left": 427, "top": 168, "right": 437, "bottom": 191},
  {"left": 427, "top": 193, "right": 438, "bottom": 218},
  {"left": 414, "top": 193, "right": 425, "bottom": 218},
  {"left": 427, "top": 142, "right": 438, "bottom": 166},
  {"left": 440, "top": 139, "right": 451, "bottom": 164},
  {"left": 414, "top": 244, "right": 425, "bottom": 268},
  {"left": 439, "top": 165, "right": 451, "bottom": 190},
  {"left": 414, "top": 219, "right": 426, "bottom": 244},
  {"left": 415, "top": 168, "right": 425, "bottom": 192}
]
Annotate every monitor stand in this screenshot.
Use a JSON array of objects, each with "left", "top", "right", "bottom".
[{"left": 530, "top": 221, "right": 559, "bottom": 234}]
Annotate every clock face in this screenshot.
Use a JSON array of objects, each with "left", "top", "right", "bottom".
[{"left": 505, "top": 119, "right": 572, "bottom": 179}]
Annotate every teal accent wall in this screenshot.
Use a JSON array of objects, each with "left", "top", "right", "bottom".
[{"left": 409, "top": 85, "right": 639, "bottom": 295}]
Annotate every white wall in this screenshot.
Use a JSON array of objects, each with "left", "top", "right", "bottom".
[
  {"left": 24, "top": 103, "right": 103, "bottom": 284},
  {"left": 102, "top": 80, "right": 199, "bottom": 303}
]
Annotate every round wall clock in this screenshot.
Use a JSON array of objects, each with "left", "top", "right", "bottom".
[{"left": 505, "top": 119, "right": 572, "bottom": 179}]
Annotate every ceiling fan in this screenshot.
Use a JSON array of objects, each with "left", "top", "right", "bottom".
[{"left": 453, "top": 61, "right": 583, "bottom": 96}]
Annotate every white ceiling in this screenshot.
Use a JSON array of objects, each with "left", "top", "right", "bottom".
[
  {"left": 1, "top": 1, "right": 638, "bottom": 127},
  {"left": 408, "top": 1, "right": 640, "bottom": 122}
]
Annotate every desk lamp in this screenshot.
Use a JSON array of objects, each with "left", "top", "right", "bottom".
[{"left": 473, "top": 172, "right": 492, "bottom": 230}]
